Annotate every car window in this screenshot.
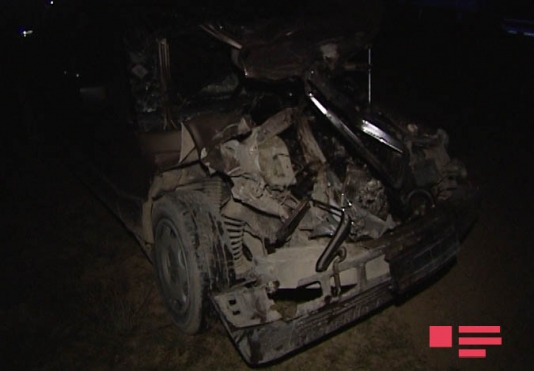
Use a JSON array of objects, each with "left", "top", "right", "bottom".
[{"left": 168, "top": 28, "right": 237, "bottom": 100}]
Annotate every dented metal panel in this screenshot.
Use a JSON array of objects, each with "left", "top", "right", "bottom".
[{"left": 77, "top": 5, "right": 480, "bottom": 366}]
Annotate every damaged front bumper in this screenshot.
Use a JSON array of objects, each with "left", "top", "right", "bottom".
[{"left": 211, "top": 186, "right": 480, "bottom": 365}]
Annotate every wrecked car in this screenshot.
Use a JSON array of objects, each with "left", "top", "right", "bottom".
[{"left": 70, "top": 5, "right": 479, "bottom": 365}]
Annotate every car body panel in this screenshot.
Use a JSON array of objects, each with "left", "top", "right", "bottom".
[{"left": 65, "top": 4, "right": 479, "bottom": 365}]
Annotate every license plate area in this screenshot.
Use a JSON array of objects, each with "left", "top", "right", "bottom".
[{"left": 389, "top": 225, "right": 460, "bottom": 293}]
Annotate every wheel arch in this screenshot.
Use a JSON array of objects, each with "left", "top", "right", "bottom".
[{"left": 150, "top": 187, "right": 235, "bottom": 291}]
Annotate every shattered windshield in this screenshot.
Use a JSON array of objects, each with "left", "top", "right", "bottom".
[{"left": 168, "top": 29, "right": 237, "bottom": 99}]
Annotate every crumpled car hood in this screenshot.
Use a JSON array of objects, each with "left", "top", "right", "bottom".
[{"left": 204, "top": 1, "right": 382, "bottom": 80}]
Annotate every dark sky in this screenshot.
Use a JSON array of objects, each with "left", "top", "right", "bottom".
[{"left": 1, "top": 0, "right": 532, "bottom": 42}]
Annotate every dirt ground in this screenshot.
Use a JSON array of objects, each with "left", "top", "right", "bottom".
[{"left": 2, "top": 9, "right": 533, "bottom": 371}]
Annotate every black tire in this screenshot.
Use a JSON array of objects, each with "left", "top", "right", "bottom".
[{"left": 152, "top": 191, "right": 233, "bottom": 334}]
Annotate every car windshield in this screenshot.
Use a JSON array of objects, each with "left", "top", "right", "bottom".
[{"left": 168, "top": 29, "right": 237, "bottom": 100}]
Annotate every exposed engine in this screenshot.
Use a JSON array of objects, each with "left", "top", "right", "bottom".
[
  {"left": 186, "top": 100, "right": 467, "bottom": 278},
  {"left": 119, "top": 9, "right": 481, "bottom": 364}
]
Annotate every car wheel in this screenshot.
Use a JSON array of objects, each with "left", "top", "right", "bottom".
[{"left": 152, "top": 192, "right": 233, "bottom": 334}]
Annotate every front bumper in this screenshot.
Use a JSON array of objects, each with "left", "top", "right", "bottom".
[{"left": 212, "top": 186, "right": 480, "bottom": 365}]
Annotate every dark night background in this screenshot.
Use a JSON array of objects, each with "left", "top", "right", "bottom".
[{"left": 1, "top": 0, "right": 533, "bottom": 370}]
